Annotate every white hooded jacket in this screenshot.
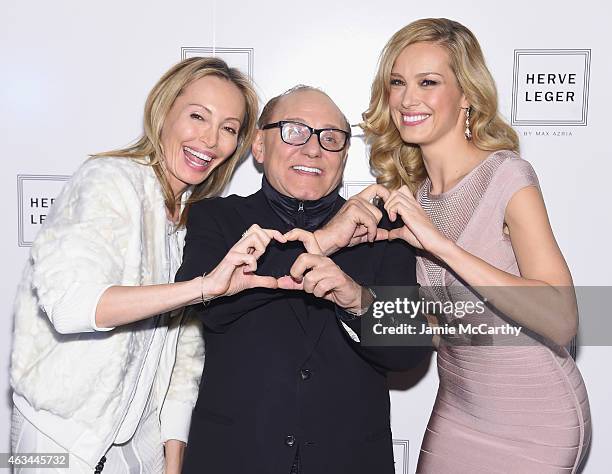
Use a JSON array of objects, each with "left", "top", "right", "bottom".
[{"left": 10, "top": 157, "right": 204, "bottom": 467}]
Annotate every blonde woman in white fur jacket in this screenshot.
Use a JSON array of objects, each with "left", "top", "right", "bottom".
[{"left": 10, "top": 57, "right": 285, "bottom": 474}]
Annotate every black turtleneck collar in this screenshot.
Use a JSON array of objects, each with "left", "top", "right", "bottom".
[{"left": 261, "top": 175, "right": 340, "bottom": 231}]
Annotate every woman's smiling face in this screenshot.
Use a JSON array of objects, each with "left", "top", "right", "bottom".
[
  {"left": 160, "top": 74, "right": 246, "bottom": 197},
  {"left": 388, "top": 42, "right": 468, "bottom": 147}
]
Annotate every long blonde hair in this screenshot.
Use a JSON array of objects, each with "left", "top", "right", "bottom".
[
  {"left": 93, "top": 57, "right": 258, "bottom": 226},
  {"left": 362, "top": 18, "right": 519, "bottom": 192}
]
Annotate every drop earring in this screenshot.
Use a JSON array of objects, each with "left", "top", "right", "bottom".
[{"left": 464, "top": 107, "right": 472, "bottom": 141}]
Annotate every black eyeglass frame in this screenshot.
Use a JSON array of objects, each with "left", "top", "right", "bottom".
[{"left": 261, "top": 120, "right": 351, "bottom": 152}]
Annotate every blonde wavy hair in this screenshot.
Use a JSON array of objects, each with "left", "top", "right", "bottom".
[
  {"left": 362, "top": 18, "right": 519, "bottom": 192},
  {"left": 93, "top": 57, "right": 258, "bottom": 226}
]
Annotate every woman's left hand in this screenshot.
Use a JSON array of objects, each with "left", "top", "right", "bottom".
[
  {"left": 385, "top": 185, "right": 450, "bottom": 254},
  {"left": 201, "top": 224, "right": 287, "bottom": 300}
]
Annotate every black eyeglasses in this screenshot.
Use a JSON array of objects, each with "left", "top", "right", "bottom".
[{"left": 262, "top": 121, "right": 351, "bottom": 152}]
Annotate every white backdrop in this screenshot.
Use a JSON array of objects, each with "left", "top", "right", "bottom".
[{"left": 2, "top": 1, "right": 611, "bottom": 472}]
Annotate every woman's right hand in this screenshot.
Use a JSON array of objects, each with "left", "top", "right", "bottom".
[{"left": 200, "top": 224, "right": 286, "bottom": 300}]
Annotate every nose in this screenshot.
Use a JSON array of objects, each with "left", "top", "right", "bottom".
[
  {"left": 300, "top": 133, "right": 322, "bottom": 158},
  {"left": 401, "top": 83, "right": 419, "bottom": 109},
  {"left": 199, "top": 124, "right": 218, "bottom": 148}
]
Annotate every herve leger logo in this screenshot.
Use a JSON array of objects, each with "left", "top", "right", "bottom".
[
  {"left": 511, "top": 49, "right": 591, "bottom": 126},
  {"left": 18, "top": 175, "right": 70, "bottom": 247},
  {"left": 181, "top": 47, "right": 254, "bottom": 79},
  {"left": 393, "top": 439, "right": 409, "bottom": 474}
]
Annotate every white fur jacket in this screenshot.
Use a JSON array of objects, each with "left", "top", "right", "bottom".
[{"left": 10, "top": 157, "right": 204, "bottom": 467}]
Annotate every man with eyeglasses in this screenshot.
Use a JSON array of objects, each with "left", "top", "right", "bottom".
[{"left": 176, "top": 85, "right": 430, "bottom": 474}]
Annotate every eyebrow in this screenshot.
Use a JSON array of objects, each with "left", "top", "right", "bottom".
[
  {"left": 283, "top": 117, "right": 344, "bottom": 130},
  {"left": 188, "top": 103, "right": 242, "bottom": 124},
  {"left": 390, "top": 71, "right": 444, "bottom": 78}
]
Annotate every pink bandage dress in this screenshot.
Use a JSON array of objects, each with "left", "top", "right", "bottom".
[{"left": 415, "top": 150, "right": 591, "bottom": 473}]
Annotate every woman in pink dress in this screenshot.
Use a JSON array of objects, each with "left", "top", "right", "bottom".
[{"left": 362, "top": 18, "right": 591, "bottom": 473}]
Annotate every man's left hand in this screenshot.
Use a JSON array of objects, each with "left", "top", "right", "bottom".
[{"left": 313, "top": 184, "right": 391, "bottom": 256}]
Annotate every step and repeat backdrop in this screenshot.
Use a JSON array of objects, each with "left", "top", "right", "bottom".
[{"left": 2, "top": 1, "right": 611, "bottom": 472}]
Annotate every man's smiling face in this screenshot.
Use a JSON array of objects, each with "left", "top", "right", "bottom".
[{"left": 253, "top": 89, "right": 349, "bottom": 201}]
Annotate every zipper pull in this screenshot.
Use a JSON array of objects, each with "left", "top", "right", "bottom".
[
  {"left": 297, "top": 201, "right": 305, "bottom": 228},
  {"left": 94, "top": 455, "right": 106, "bottom": 473}
]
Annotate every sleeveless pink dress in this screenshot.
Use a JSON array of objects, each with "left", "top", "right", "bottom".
[{"left": 415, "top": 151, "right": 591, "bottom": 473}]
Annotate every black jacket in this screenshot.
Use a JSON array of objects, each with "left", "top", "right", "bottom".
[{"left": 175, "top": 188, "right": 429, "bottom": 474}]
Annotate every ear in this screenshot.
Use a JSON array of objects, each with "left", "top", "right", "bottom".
[
  {"left": 341, "top": 148, "right": 350, "bottom": 167},
  {"left": 252, "top": 129, "right": 265, "bottom": 164},
  {"left": 460, "top": 93, "right": 470, "bottom": 110}
]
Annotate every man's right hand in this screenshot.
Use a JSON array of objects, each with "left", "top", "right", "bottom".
[{"left": 313, "top": 184, "right": 391, "bottom": 256}]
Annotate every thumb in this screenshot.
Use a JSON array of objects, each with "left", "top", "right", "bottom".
[
  {"left": 277, "top": 275, "right": 304, "bottom": 290},
  {"left": 374, "top": 228, "right": 389, "bottom": 241},
  {"left": 246, "top": 275, "right": 279, "bottom": 290},
  {"left": 388, "top": 228, "right": 402, "bottom": 241}
]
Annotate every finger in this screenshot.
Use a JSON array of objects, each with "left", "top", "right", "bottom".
[
  {"left": 398, "top": 184, "right": 416, "bottom": 201},
  {"left": 247, "top": 223, "right": 263, "bottom": 234},
  {"left": 236, "top": 232, "right": 267, "bottom": 258},
  {"left": 251, "top": 225, "right": 272, "bottom": 244},
  {"left": 263, "top": 228, "right": 287, "bottom": 243},
  {"left": 245, "top": 274, "right": 278, "bottom": 290},
  {"left": 374, "top": 227, "right": 389, "bottom": 241},
  {"left": 235, "top": 253, "right": 258, "bottom": 273},
  {"left": 347, "top": 224, "right": 382, "bottom": 247},
  {"left": 386, "top": 204, "right": 406, "bottom": 228},
  {"left": 386, "top": 192, "right": 415, "bottom": 221},
  {"left": 390, "top": 201, "right": 414, "bottom": 224},
  {"left": 302, "top": 259, "right": 343, "bottom": 294},
  {"left": 249, "top": 227, "right": 277, "bottom": 258},
  {"left": 384, "top": 194, "right": 399, "bottom": 222},
  {"left": 357, "top": 184, "right": 391, "bottom": 203},
  {"left": 388, "top": 226, "right": 419, "bottom": 246},
  {"left": 240, "top": 223, "right": 261, "bottom": 241},
  {"left": 388, "top": 190, "right": 414, "bottom": 209},
  {"left": 245, "top": 238, "right": 266, "bottom": 259},
  {"left": 312, "top": 277, "right": 336, "bottom": 298},
  {"left": 400, "top": 188, "right": 428, "bottom": 215},
  {"left": 351, "top": 197, "right": 384, "bottom": 223},
  {"left": 224, "top": 251, "right": 258, "bottom": 273},
  {"left": 284, "top": 228, "right": 323, "bottom": 255},
  {"left": 392, "top": 188, "right": 422, "bottom": 220},
  {"left": 338, "top": 199, "right": 382, "bottom": 244},
  {"left": 251, "top": 226, "right": 284, "bottom": 248},
  {"left": 388, "top": 228, "right": 402, "bottom": 241},
  {"left": 241, "top": 223, "right": 276, "bottom": 251},
  {"left": 302, "top": 268, "right": 324, "bottom": 294},
  {"left": 277, "top": 275, "right": 304, "bottom": 290},
  {"left": 289, "top": 253, "right": 322, "bottom": 280},
  {"left": 349, "top": 200, "right": 383, "bottom": 242},
  {"left": 352, "top": 224, "right": 369, "bottom": 239}
]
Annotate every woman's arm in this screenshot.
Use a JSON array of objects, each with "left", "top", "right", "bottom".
[
  {"left": 436, "top": 186, "right": 576, "bottom": 346},
  {"left": 163, "top": 439, "right": 185, "bottom": 474},
  {"left": 94, "top": 279, "right": 202, "bottom": 328},
  {"left": 386, "top": 184, "right": 577, "bottom": 347},
  {"left": 95, "top": 224, "right": 285, "bottom": 328}
]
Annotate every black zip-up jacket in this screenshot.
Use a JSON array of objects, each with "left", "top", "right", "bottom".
[{"left": 176, "top": 181, "right": 431, "bottom": 474}]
